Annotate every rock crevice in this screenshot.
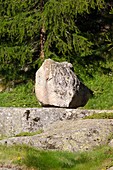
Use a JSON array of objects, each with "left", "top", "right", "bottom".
[{"left": 0, "top": 107, "right": 113, "bottom": 152}]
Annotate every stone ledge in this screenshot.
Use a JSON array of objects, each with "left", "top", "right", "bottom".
[
  {"left": 1, "top": 119, "right": 113, "bottom": 152},
  {"left": 0, "top": 107, "right": 113, "bottom": 137}
]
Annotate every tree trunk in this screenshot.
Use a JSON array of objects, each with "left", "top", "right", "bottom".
[
  {"left": 40, "top": 0, "right": 45, "bottom": 59},
  {"left": 40, "top": 26, "right": 45, "bottom": 59}
]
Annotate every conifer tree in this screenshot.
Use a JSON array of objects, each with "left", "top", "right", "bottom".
[
  {"left": 0, "top": 0, "right": 42, "bottom": 81},
  {"left": 0, "top": 0, "right": 112, "bottom": 82},
  {"left": 43, "top": 0, "right": 105, "bottom": 58},
  {"left": 40, "top": 0, "right": 45, "bottom": 59}
]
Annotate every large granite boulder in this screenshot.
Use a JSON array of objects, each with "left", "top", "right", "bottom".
[{"left": 35, "top": 59, "right": 92, "bottom": 108}]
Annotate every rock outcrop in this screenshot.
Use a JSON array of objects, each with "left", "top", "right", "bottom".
[
  {"left": 1, "top": 107, "right": 112, "bottom": 138},
  {"left": 1, "top": 119, "right": 113, "bottom": 152},
  {"left": 35, "top": 59, "right": 92, "bottom": 108},
  {"left": 1, "top": 107, "right": 113, "bottom": 152}
]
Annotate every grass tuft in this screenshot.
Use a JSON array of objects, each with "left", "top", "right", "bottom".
[
  {"left": 15, "top": 130, "right": 43, "bottom": 137},
  {"left": 85, "top": 112, "right": 113, "bottom": 119},
  {"left": 0, "top": 145, "right": 113, "bottom": 170}
]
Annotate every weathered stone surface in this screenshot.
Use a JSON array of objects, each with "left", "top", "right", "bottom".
[
  {"left": 1, "top": 119, "right": 113, "bottom": 152},
  {"left": 0, "top": 165, "right": 22, "bottom": 170},
  {"left": 108, "top": 139, "right": 113, "bottom": 148},
  {"left": 0, "top": 107, "right": 113, "bottom": 138},
  {"left": 35, "top": 59, "right": 92, "bottom": 108},
  {"left": 107, "top": 167, "right": 113, "bottom": 170}
]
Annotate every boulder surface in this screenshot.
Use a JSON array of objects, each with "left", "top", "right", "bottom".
[
  {"left": 0, "top": 107, "right": 112, "bottom": 137},
  {"left": 1, "top": 119, "right": 113, "bottom": 152},
  {"left": 35, "top": 59, "right": 92, "bottom": 108}
]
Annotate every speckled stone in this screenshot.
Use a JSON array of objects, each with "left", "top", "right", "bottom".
[
  {"left": 0, "top": 107, "right": 113, "bottom": 138},
  {"left": 1, "top": 119, "right": 113, "bottom": 152},
  {"left": 107, "top": 167, "right": 113, "bottom": 170}
]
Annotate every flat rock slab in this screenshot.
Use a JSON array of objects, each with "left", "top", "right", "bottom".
[
  {"left": 0, "top": 107, "right": 113, "bottom": 138},
  {"left": 1, "top": 119, "right": 113, "bottom": 152}
]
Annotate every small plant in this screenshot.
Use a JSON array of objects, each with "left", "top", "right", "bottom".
[
  {"left": 84, "top": 112, "right": 113, "bottom": 119},
  {"left": 15, "top": 130, "right": 43, "bottom": 137}
]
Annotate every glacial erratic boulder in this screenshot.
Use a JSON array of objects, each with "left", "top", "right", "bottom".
[{"left": 35, "top": 59, "right": 92, "bottom": 108}]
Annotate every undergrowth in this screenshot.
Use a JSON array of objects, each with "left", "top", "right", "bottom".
[{"left": 0, "top": 145, "right": 113, "bottom": 170}]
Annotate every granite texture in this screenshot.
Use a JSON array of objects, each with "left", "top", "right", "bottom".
[
  {"left": 0, "top": 107, "right": 113, "bottom": 137},
  {"left": 1, "top": 119, "right": 113, "bottom": 152}
]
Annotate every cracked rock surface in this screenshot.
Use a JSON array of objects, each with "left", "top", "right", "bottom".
[
  {"left": 0, "top": 107, "right": 112, "bottom": 138},
  {"left": 1, "top": 119, "right": 113, "bottom": 152}
]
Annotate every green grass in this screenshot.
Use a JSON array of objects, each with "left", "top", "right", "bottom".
[
  {"left": 15, "top": 130, "right": 43, "bottom": 137},
  {"left": 0, "top": 145, "right": 113, "bottom": 170},
  {"left": 0, "top": 67, "right": 113, "bottom": 109},
  {"left": 0, "top": 81, "right": 40, "bottom": 107},
  {"left": 84, "top": 73, "right": 113, "bottom": 110},
  {"left": 85, "top": 112, "right": 113, "bottom": 119}
]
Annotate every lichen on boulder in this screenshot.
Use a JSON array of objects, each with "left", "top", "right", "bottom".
[{"left": 35, "top": 59, "right": 92, "bottom": 108}]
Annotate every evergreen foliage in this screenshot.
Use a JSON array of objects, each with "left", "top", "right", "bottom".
[
  {"left": 0, "top": 0, "right": 113, "bottom": 82},
  {"left": 0, "top": 0, "right": 41, "bottom": 81},
  {"left": 43, "top": 0, "right": 104, "bottom": 59}
]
